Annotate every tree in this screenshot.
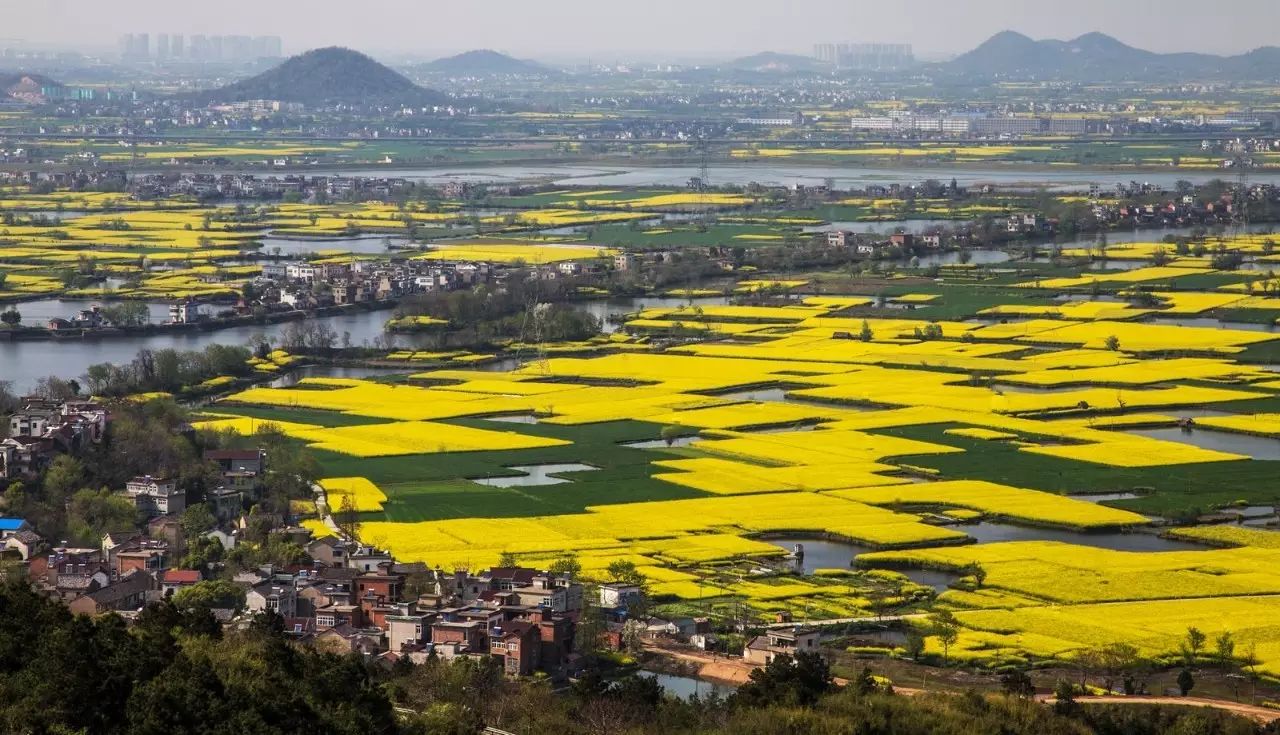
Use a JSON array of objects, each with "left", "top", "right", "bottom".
[
  {"left": 605, "top": 559, "right": 645, "bottom": 586},
  {"left": 659, "top": 425, "right": 685, "bottom": 447},
  {"left": 928, "top": 610, "right": 960, "bottom": 664},
  {"left": 548, "top": 553, "right": 581, "bottom": 578},
  {"left": 1093, "top": 642, "right": 1140, "bottom": 694},
  {"left": 965, "top": 562, "right": 987, "bottom": 588},
  {"left": 734, "top": 651, "right": 833, "bottom": 708},
  {"left": 1182, "top": 626, "right": 1207, "bottom": 667},
  {"left": 0, "top": 308, "right": 19, "bottom": 327},
  {"left": 1104, "top": 334, "right": 1121, "bottom": 351},
  {"left": 180, "top": 504, "right": 217, "bottom": 538},
  {"left": 904, "top": 630, "right": 926, "bottom": 660},
  {"left": 497, "top": 551, "right": 517, "bottom": 567},
  {"left": 335, "top": 492, "right": 361, "bottom": 541},
  {"left": 859, "top": 319, "right": 873, "bottom": 342},
  {"left": 1214, "top": 630, "right": 1236, "bottom": 671},
  {"left": 171, "top": 579, "right": 246, "bottom": 611},
  {"left": 1053, "top": 680, "right": 1078, "bottom": 715},
  {"left": 42, "top": 455, "right": 85, "bottom": 508},
  {"left": 101, "top": 301, "right": 150, "bottom": 328},
  {"left": 1001, "top": 670, "right": 1036, "bottom": 697},
  {"left": 1177, "top": 667, "right": 1195, "bottom": 696},
  {"left": 66, "top": 488, "right": 138, "bottom": 545}
]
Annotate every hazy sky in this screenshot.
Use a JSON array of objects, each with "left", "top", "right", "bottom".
[{"left": 9, "top": 0, "right": 1279, "bottom": 60}]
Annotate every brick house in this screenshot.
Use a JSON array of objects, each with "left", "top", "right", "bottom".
[{"left": 490, "top": 621, "right": 542, "bottom": 676}]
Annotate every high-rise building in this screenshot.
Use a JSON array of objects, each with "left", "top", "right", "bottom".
[
  {"left": 118, "top": 33, "right": 151, "bottom": 61},
  {"left": 814, "top": 42, "right": 915, "bottom": 71},
  {"left": 813, "top": 43, "right": 838, "bottom": 64},
  {"left": 142, "top": 33, "right": 283, "bottom": 63}
]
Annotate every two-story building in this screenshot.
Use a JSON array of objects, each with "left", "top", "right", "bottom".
[{"left": 124, "top": 476, "right": 186, "bottom": 518}]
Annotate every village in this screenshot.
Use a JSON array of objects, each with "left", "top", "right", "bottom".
[{"left": 0, "top": 395, "right": 814, "bottom": 682}]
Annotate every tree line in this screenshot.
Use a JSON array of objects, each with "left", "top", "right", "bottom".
[{"left": 0, "top": 580, "right": 1264, "bottom": 735}]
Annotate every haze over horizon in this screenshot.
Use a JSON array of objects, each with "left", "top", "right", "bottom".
[{"left": 7, "top": 0, "right": 1278, "bottom": 61}]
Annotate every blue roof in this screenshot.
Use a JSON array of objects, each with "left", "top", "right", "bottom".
[{"left": 0, "top": 518, "right": 26, "bottom": 531}]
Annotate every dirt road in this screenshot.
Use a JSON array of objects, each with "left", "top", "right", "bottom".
[
  {"left": 643, "top": 647, "right": 1278, "bottom": 723},
  {"left": 1064, "top": 695, "right": 1280, "bottom": 724}
]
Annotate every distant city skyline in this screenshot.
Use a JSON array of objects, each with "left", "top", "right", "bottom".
[{"left": 6, "top": 0, "right": 1279, "bottom": 61}]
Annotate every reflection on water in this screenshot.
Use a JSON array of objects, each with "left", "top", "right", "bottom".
[
  {"left": 10, "top": 298, "right": 174, "bottom": 325},
  {"left": 623, "top": 436, "right": 699, "bottom": 449},
  {"left": 578, "top": 295, "right": 730, "bottom": 334},
  {"left": 914, "top": 250, "right": 1010, "bottom": 267},
  {"left": 961, "top": 522, "right": 1205, "bottom": 551},
  {"left": 0, "top": 307, "right": 411, "bottom": 394},
  {"left": 1125, "top": 427, "right": 1280, "bottom": 461},
  {"left": 760, "top": 537, "right": 960, "bottom": 592},
  {"left": 482, "top": 414, "right": 540, "bottom": 424},
  {"left": 295, "top": 163, "right": 1280, "bottom": 192},
  {"left": 805, "top": 219, "right": 949, "bottom": 234},
  {"left": 763, "top": 522, "right": 1207, "bottom": 592},
  {"left": 268, "top": 365, "right": 410, "bottom": 388},
  {"left": 1145, "top": 317, "right": 1278, "bottom": 334},
  {"left": 1069, "top": 492, "right": 1141, "bottom": 503},
  {"left": 471, "top": 463, "right": 598, "bottom": 487},
  {"left": 635, "top": 671, "right": 736, "bottom": 699},
  {"left": 259, "top": 234, "right": 414, "bottom": 256}
]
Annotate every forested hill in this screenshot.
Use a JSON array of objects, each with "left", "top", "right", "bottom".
[{"left": 191, "top": 47, "right": 447, "bottom": 106}]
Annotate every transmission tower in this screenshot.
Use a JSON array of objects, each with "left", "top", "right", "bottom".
[
  {"left": 1232, "top": 153, "right": 1252, "bottom": 242},
  {"left": 695, "top": 136, "right": 711, "bottom": 224},
  {"left": 515, "top": 289, "right": 551, "bottom": 376}
]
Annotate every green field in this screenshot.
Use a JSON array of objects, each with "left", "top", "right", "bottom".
[{"left": 310, "top": 418, "right": 712, "bottom": 522}]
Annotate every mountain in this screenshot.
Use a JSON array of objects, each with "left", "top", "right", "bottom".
[
  {"left": 422, "top": 49, "right": 551, "bottom": 76},
  {"left": 193, "top": 47, "right": 446, "bottom": 106},
  {"left": 722, "top": 52, "right": 830, "bottom": 74},
  {"left": 950, "top": 31, "right": 1280, "bottom": 80}
]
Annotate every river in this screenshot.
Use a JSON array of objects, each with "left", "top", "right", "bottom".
[
  {"left": 292, "top": 162, "right": 1280, "bottom": 192},
  {"left": 0, "top": 307, "right": 405, "bottom": 393},
  {"left": 0, "top": 295, "right": 725, "bottom": 393}
]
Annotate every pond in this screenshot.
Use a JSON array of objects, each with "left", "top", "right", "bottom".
[
  {"left": 258, "top": 233, "right": 416, "bottom": 257},
  {"left": 991, "top": 382, "right": 1111, "bottom": 394},
  {"left": 762, "top": 523, "right": 1208, "bottom": 588},
  {"left": 1054, "top": 293, "right": 1123, "bottom": 303},
  {"left": 711, "top": 387, "right": 865, "bottom": 411},
  {"left": 760, "top": 537, "right": 961, "bottom": 592},
  {"left": 912, "top": 250, "right": 1011, "bottom": 267},
  {"left": 959, "top": 521, "right": 1206, "bottom": 552},
  {"left": 1145, "top": 317, "right": 1278, "bottom": 334},
  {"left": 1068, "top": 492, "right": 1141, "bottom": 503},
  {"left": 268, "top": 365, "right": 411, "bottom": 388},
  {"left": 635, "top": 670, "right": 737, "bottom": 700},
  {"left": 576, "top": 295, "right": 731, "bottom": 334},
  {"left": 1124, "top": 427, "right": 1280, "bottom": 461},
  {"left": 623, "top": 436, "right": 700, "bottom": 449},
  {"left": 470, "top": 463, "right": 599, "bottom": 487},
  {"left": 805, "top": 219, "right": 951, "bottom": 234},
  {"left": 481, "top": 414, "right": 540, "bottom": 424}
]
